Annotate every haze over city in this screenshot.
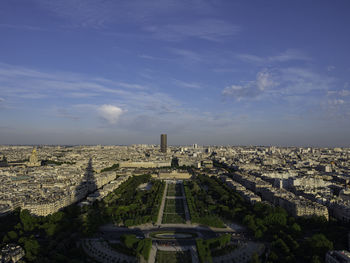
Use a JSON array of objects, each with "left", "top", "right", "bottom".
[{"left": 1, "top": 0, "right": 350, "bottom": 146}]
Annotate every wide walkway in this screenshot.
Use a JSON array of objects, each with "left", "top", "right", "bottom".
[
  {"left": 151, "top": 244, "right": 199, "bottom": 263},
  {"left": 82, "top": 238, "right": 137, "bottom": 263},
  {"left": 212, "top": 241, "right": 265, "bottom": 263}
]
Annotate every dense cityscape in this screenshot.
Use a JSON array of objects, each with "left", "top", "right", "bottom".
[
  {"left": 1, "top": 1, "right": 350, "bottom": 262},
  {"left": 0, "top": 134, "right": 350, "bottom": 262}
]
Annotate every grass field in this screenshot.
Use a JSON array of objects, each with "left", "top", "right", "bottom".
[
  {"left": 162, "top": 199, "right": 186, "bottom": 224},
  {"left": 164, "top": 199, "right": 185, "bottom": 213},
  {"left": 166, "top": 183, "right": 183, "bottom": 197},
  {"left": 155, "top": 250, "right": 192, "bottom": 263}
]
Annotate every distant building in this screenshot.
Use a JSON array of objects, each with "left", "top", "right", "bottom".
[
  {"left": 326, "top": 250, "right": 350, "bottom": 263},
  {"left": 160, "top": 134, "right": 167, "bottom": 153},
  {"left": 152, "top": 169, "right": 191, "bottom": 180},
  {"left": 0, "top": 244, "right": 25, "bottom": 263},
  {"left": 0, "top": 155, "right": 8, "bottom": 167},
  {"left": 27, "top": 148, "right": 41, "bottom": 167},
  {"left": 201, "top": 160, "right": 213, "bottom": 168},
  {"left": 119, "top": 161, "right": 171, "bottom": 168},
  {"left": 330, "top": 201, "right": 350, "bottom": 222}
]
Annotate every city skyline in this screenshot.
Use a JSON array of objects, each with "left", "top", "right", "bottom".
[
  {"left": 1, "top": 1, "right": 350, "bottom": 146},
  {"left": 0, "top": 144, "right": 349, "bottom": 262}
]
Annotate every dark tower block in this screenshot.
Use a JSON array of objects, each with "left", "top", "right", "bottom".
[{"left": 160, "top": 134, "right": 167, "bottom": 153}]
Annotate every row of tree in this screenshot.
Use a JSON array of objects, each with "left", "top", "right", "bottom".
[
  {"left": 196, "top": 234, "right": 231, "bottom": 263},
  {"left": 100, "top": 163, "right": 119, "bottom": 172},
  {"left": 1, "top": 205, "right": 85, "bottom": 262},
  {"left": 102, "top": 174, "right": 165, "bottom": 226},
  {"left": 120, "top": 234, "right": 152, "bottom": 261},
  {"left": 184, "top": 180, "right": 225, "bottom": 228},
  {"left": 0, "top": 174, "right": 164, "bottom": 262},
  {"left": 194, "top": 174, "right": 347, "bottom": 263},
  {"left": 80, "top": 174, "right": 165, "bottom": 233}
]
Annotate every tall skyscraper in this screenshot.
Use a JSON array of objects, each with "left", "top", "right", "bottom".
[{"left": 160, "top": 134, "right": 167, "bottom": 153}]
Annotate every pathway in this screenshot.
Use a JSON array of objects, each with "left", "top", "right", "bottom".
[
  {"left": 212, "top": 241, "right": 265, "bottom": 263},
  {"left": 81, "top": 238, "right": 137, "bottom": 263},
  {"left": 189, "top": 245, "right": 199, "bottom": 263},
  {"left": 148, "top": 244, "right": 157, "bottom": 263},
  {"left": 152, "top": 244, "right": 199, "bottom": 263}
]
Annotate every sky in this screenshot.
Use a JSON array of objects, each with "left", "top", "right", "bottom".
[{"left": 0, "top": 0, "right": 350, "bottom": 146}]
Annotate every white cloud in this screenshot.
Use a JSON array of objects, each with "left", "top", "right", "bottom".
[
  {"left": 0, "top": 63, "right": 186, "bottom": 122},
  {"left": 236, "top": 54, "right": 263, "bottom": 64},
  {"left": 256, "top": 71, "right": 275, "bottom": 91},
  {"left": 237, "top": 49, "right": 310, "bottom": 65},
  {"left": 222, "top": 70, "right": 275, "bottom": 100},
  {"left": 0, "top": 24, "right": 43, "bottom": 31},
  {"left": 329, "top": 99, "right": 345, "bottom": 105},
  {"left": 98, "top": 105, "right": 124, "bottom": 124},
  {"left": 0, "top": 97, "right": 5, "bottom": 110},
  {"left": 169, "top": 48, "right": 203, "bottom": 62},
  {"left": 34, "top": 0, "right": 115, "bottom": 28},
  {"left": 269, "top": 49, "right": 310, "bottom": 62},
  {"left": 173, "top": 79, "right": 201, "bottom": 89},
  {"left": 222, "top": 84, "right": 261, "bottom": 101},
  {"left": 339, "top": 89, "right": 350, "bottom": 97},
  {"left": 222, "top": 85, "right": 243, "bottom": 95},
  {"left": 275, "top": 67, "right": 334, "bottom": 96},
  {"left": 145, "top": 19, "right": 240, "bottom": 41},
  {"left": 327, "top": 65, "right": 335, "bottom": 72},
  {"left": 0, "top": 63, "right": 148, "bottom": 99},
  {"left": 329, "top": 89, "right": 350, "bottom": 97},
  {"left": 33, "top": 0, "right": 216, "bottom": 29}
]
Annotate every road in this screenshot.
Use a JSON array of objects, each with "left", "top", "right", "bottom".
[{"left": 100, "top": 224, "right": 241, "bottom": 241}]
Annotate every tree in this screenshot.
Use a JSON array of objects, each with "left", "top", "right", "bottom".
[
  {"left": 307, "top": 233, "right": 333, "bottom": 257},
  {"left": 254, "top": 229, "right": 263, "bottom": 239},
  {"left": 291, "top": 223, "right": 301, "bottom": 236},
  {"left": 243, "top": 215, "right": 257, "bottom": 232},
  {"left": 250, "top": 252, "right": 261, "bottom": 263},
  {"left": 273, "top": 238, "right": 290, "bottom": 254},
  {"left": 7, "top": 230, "right": 18, "bottom": 241},
  {"left": 20, "top": 210, "right": 36, "bottom": 232},
  {"left": 42, "top": 222, "right": 57, "bottom": 236},
  {"left": 311, "top": 255, "right": 322, "bottom": 263},
  {"left": 122, "top": 234, "right": 138, "bottom": 249},
  {"left": 22, "top": 238, "right": 40, "bottom": 261},
  {"left": 2, "top": 235, "right": 9, "bottom": 243},
  {"left": 264, "top": 212, "right": 287, "bottom": 227},
  {"left": 50, "top": 211, "right": 64, "bottom": 223},
  {"left": 268, "top": 251, "right": 278, "bottom": 262}
]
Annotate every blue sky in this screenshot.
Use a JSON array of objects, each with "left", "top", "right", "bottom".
[{"left": 0, "top": 0, "right": 350, "bottom": 146}]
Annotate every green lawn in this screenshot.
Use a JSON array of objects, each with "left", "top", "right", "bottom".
[
  {"left": 162, "top": 199, "right": 186, "bottom": 224},
  {"left": 155, "top": 250, "right": 192, "bottom": 263},
  {"left": 166, "top": 183, "right": 183, "bottom": 197},
  {"left": 162, "top": 213, "right": 186, "bottom": 224},
  {"left": 164, "top": 199, "right": 185, "bottom": 213}
]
